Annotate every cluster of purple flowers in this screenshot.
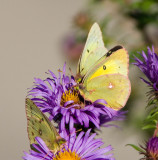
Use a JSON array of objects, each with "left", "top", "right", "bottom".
[
  {"left": 23, "top": 129, "right": 115, "bottom": 160},
  {"left": 23, "top": 63, "right": 126, "bottom": 160},
  {"left": 23, "top": 45, "right": 158, "bottom": 160},
  {"left": 29, "top": 64, "right": 124, "bottom": 134},
  {"left": 146, "top": 137, "right": 158, "bottom": 159},
  {"left": 134, "top": 46, "right": 158, "bottom": 159},
  {"left": 133, "top": 46, "right": 158, "bottom": 100},
  {"left": 139, "top": 137, "right": 158, "bottom": 160}
]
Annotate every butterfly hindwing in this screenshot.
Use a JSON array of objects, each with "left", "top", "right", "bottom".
[
  {"left": 80, "top": 74, "right": 131, "bottom": 110},
  {"left": 26, "top": 98, "right": 65, "bottom": 151}
]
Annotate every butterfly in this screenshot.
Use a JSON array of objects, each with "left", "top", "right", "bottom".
[
  {"left": 25, "top": 98, "right": 66, "bottom": 154},
  {"left": 76, "top": 23, "right": 131, "bottom": 110}
]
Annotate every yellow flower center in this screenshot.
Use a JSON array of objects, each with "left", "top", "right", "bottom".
[
  {"left": 60, "top": 90, "right": 81, "bottom": 108},
  {"left": 54, "top": 150, "right": 81, "bottom": 160}
]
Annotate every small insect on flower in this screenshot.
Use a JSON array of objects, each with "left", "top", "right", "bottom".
[
  {"left": 133, "top": 46, "right": 158, "bottom": 101},
  {"left": 23, "top": 129, "right": 115, "bottom": 160}
]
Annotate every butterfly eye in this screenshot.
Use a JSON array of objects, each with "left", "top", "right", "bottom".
[{"left": 103, "top": 65, "right": 106, "bottom": 70}]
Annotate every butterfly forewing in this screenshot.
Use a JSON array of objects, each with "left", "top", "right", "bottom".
[
  {"left": 83, "top": 46, "right": 129, "bottom": 83},
  {"left": 77, "top": 23, "right": 108, "bottom": 77},
  {"left": 26, "top": 98, "right": 65, "bottom": 151}
]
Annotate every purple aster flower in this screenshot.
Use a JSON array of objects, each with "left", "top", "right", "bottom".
[
  {"left": 23, "top": 129, "right": 115, "bottom": 160},
  {"left": 140, "top": 137, "right": 158, "bottom": 160},
  {"left": 133, "top": 46, "right": 158, "bottom": 100},
  {"left": 100, "top": 110, "right": 127, "bottom": 128},
  {"left": 28, "top": 64, "right": 124, "bottom": 133}
]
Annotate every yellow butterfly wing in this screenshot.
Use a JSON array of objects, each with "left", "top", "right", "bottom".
[
  {"left": 26, "top": 98, "right": 66, "bottom": 151},
  {"left": 80, "top": 74, "right": 131, "bottom": 110},
  {"left": 83, "top": 46, "right": 129, "bottom": 82},
  {"left": 77, "top": 23, "right": 108, "bottom": 77},
  {"left": 77, "top": 23, "right": 131, "bottom": 110},
  {"left": 79, "top": 46, "right": 131, "bottom": 109}
]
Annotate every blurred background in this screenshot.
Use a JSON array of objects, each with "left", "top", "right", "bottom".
[{"left": 0, "top": 0, "right": 157, "bottom": 159}]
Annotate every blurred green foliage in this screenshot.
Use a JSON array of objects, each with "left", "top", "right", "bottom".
[
  {"left": 117, "top": 0, "right": 158, "bottom": 26},
  {"left": 143, "top": 101, "right": 158, "bottom": 134},
  {"left": 115, "top": 0, "right": 158, "bottom": 46},
  {"left": 63, "top": 0, "right": 158, "bottom": 62}
]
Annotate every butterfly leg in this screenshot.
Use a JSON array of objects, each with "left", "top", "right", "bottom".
[{"left": 42, "top": 151, "right": 54, "bottom": 160}]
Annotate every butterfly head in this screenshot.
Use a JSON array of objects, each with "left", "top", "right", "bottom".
[
  {"left": 75, "top": 72, "right": 84, "bottom": 83},
  {"left": 57, "top": 138, "right": 66, "bottom": 146},
  {"left": 52, "top": 138, "right": 66, "bottom": 154}
]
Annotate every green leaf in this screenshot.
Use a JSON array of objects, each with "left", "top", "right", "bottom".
[
  {"left": 126, "top": 144, "right": 145, "bottom": 153},
  {"left": 147, "top": 99, "right": 158, "bottom": 106},
  {"left": 142, "top": 107, "right": 158, "bottom": 130},
  {"left": 142, "top": 124, "right": 156, "bottom": 130}
]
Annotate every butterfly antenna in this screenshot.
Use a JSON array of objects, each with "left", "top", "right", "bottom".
[
  {"left": 76, "top": 128, "right": 82, "bottom": 133},
  {"left": 42, "top": 152, "right": 49, "bottom": 160},
  {"left": 68, "top": 129, "right": 83, "bottom": 145},
  {"left": 64, "top": 143, "right": 68, "bottom": 150},
  {"left": 68, "top": 67, "right": 79, "bottom": 89},
  {"left": 69, "top": 128, "right": 82, "bottom": 137},
  {"left": 42, "top": 151, "right": 54, "bottom": 160},
  {"left": 69, "top": 67, "right": 74, "bottom": 77}
]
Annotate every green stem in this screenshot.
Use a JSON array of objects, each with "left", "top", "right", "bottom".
[{"left": 153, "top": 122, "right": 158, "bottom": 137}]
